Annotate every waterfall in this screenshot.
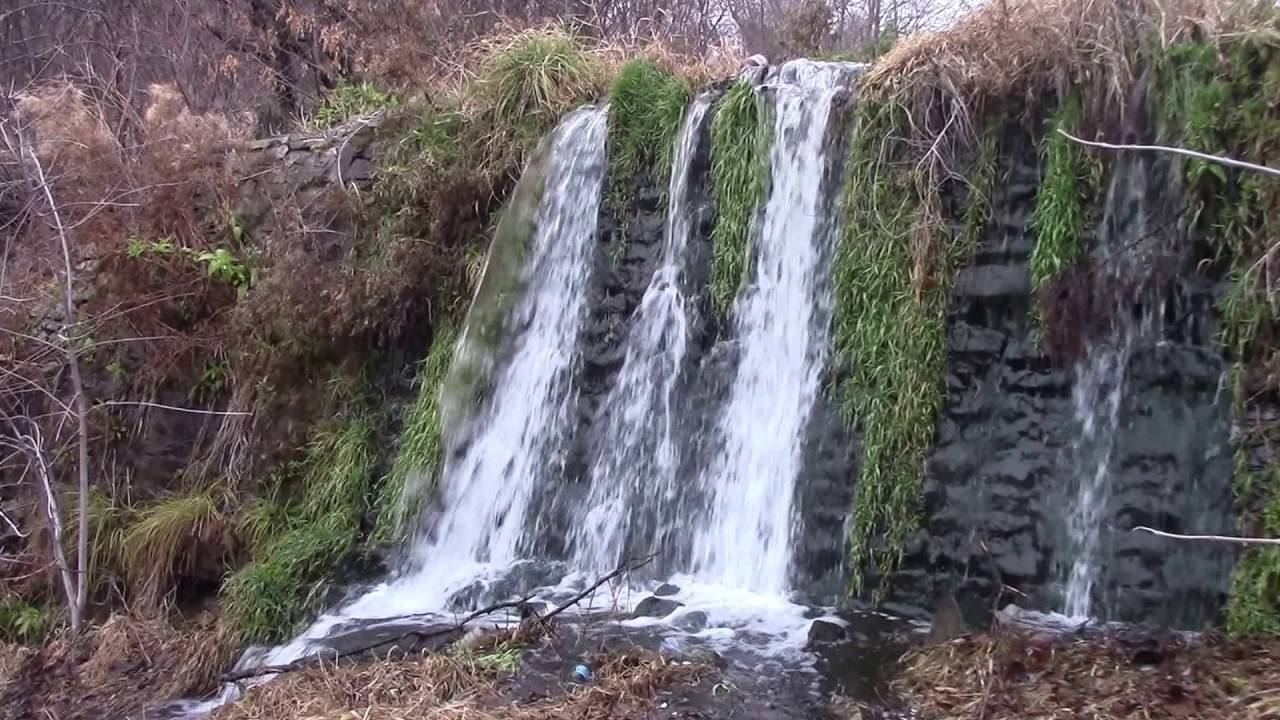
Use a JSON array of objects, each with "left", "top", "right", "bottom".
[
  {"left": 689, "top": 61, "right": 862, "bottom": 594},
  {"left": 1061, "top": 332, "right": 1135, "bottom": 618},
  {"left": 569, "top": 94, "right": 713, "bottom": 575},
  {"left": 264, "top": 107, "right": 607, "bottom": 662}
]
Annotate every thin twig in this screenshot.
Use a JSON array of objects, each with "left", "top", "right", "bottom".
[{"left": 94, "top": 400, "right": 251, "bottom": 416}]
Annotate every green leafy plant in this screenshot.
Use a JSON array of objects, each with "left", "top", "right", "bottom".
[
  {"left": 708, "top": 79, "right": 771, "bottom": 318},
  {"left": 196, "top": 247, "right": 251, "bottom": 288},
  {"left": 0, "top": 599, "right": 50, "bottom": 644},
  {"left": 125, "top": 235, "right": 177, "bottom": 258}
]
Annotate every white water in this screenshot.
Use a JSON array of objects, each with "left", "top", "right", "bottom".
[
  {"left": 689, "top": 61, "right": 861, "bottom": 594},
  {"left": 1061, "top": 335, "right": 1131, "bottom": 618},
  {"left": 570, "top": 94, "right": 713, "bottom": 575},
  {"left": 264, "top": 106, "right": 608, "bottom": 664}
]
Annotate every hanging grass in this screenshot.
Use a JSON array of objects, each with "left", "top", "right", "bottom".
[
  {"left": 223, "top": 412, "right": 376, "bottom": 643},
  {"left": 1149, "top": 33, "right": 1280, "bottom": 635},
  {"left": 1029, "top": 97, "right": 1091, "bottom": 294},
  {"left": 708, "top": 78, "right": 771, "bottom": 319},
  {"left": 123, "top": 489, "right": 229, "bottom": 608},
  {"left": 606, "top": 58, "right": 692, "bottom": 205},
  {"left": 374, "top": 321, "right": 458, "bottom": 545},
  {"left": 833, "top": 99, "right": 995, "bottom": 594}
]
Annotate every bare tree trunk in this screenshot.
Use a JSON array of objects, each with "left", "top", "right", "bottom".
[{"left": 10, "top": 126, "right": 91, "bottom": 631}]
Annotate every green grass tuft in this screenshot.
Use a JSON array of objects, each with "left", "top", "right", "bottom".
[
  {"left": 222, "top": 412, "right": 376, "bottom": 643},
  {"left": 474, "top": 27, "right": 602, "bottom": 154},
  {"left": 310, "top": 80, "right": 399, "bottom": 128},
  {"left": 374, "top": 321, "right": 458, "bottom": 545},
  {"left": 606, "top": 59, "right": 691, "bottom": 205},
  {"left": 1029, "top": 97, "right": 1090, "bottom": 293},
  {"left": 834, "top": 100, "right": 996, "bottom": 595},
  {"left": 708, "top": 79, "right": 771, "bottom": 318},
  {"left": 123, "top": 489, "right": 226, "bottom": 606}
]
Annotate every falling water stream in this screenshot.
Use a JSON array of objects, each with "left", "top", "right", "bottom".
[
  {"left": 689, "top": 62, "right": 861, "bottom": 594},
  {"left": 568, "top": 94, "right": 713, "bottom": 576}
]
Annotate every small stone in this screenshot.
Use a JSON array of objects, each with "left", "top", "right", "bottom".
[
  {"left": 633, "top": 596, "right": 683, "bottom": 618},
  {"left": 654, "top": 583, "right": 680, "bottom": 597}
]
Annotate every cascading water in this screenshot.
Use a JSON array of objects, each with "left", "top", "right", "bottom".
[
  {"left": 265, "top": 106, "right": 608, "bottom": 662},
  {"left": 569, "top": 94, "right": 713, "bottom": 575},
  {"left": 1058, "top": 148, "right": 1161, "bottom": 619},
  {"left": 1061, "top": 330, "right": 1136, "bottom": 618},
  {"left": 689, "top": 61, "right": 861, "bottom": 594}
]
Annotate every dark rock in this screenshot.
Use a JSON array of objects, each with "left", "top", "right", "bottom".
[
  {"left": 806, "top": 618, "right": 848, "bottom": 645},
  {"left": 633, "top": 596, "right": 683, "bottom": 618},
  {"left": 654, "top": 583, "right": 680, "bottom": 597}
]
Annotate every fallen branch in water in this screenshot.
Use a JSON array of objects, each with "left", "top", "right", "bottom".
[
  {"left": 1132, "top": 526, "right": 1280, "bottom": 546},
  {"left": 220, "top": 553, "right": 657, "bottom": 682}
]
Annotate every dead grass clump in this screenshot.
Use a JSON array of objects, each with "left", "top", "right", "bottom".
[
  {"left": 218, "top": 647, "right": 707, "bottom": 720},
  {"left": 1, "top": 611, "right": 234, "bottom": 720},
  {"left": 894, "top": 629, "right": 1280, "bottom": 719}
]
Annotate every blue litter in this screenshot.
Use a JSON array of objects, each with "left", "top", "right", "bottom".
[{"left": 571, "top": 663, "right": 593, "bottom": 682}]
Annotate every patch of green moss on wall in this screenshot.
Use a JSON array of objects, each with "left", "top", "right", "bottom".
[
  {"left": 607, "top": 59, "right": 691, "bottom": 205},
  {"left": 708, "top": 79, "right": 771, "bottom": 319},
  {"left": 222, "top": 411, "right": 376, "bottom": 643},
  {"left": 834, "top": 101, "right": 997, "bottom": 593},
  {"left": 1155, "top": 37, "right": 1280, "bottom": 635},
  {"left": 373, "top": 321, "right": 458, "bottom": 545}
]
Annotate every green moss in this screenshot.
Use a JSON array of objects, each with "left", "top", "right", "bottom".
[
  {"left": 311, "top": 80, "right": 399, "bottom": 128},
  {"left": 374, "top": 321, "right": 458, "bottom": 545},
  {"left": 834, "top": 100, "right": 990, "bottom": 593},
  {"left": 708, "top": 79, "right": 771, "bottom": 318},
  {"left": 607, "top": 59, "right": 691, "bottom": 205},
  {"left": 223, "top": 412, "right": 376, "bottom": 643},
  {"left": 1029, "top": 97, "right": 1090, "bottom": 293}
]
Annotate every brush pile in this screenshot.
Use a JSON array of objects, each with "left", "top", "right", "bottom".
[{"left": 893, "top": 629, "right": 1280, "bottom": 719}]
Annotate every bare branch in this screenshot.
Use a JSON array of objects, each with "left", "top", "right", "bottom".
[
  {"left": 1132, "top": 526, "right": 1280, "bottom": 546},
  {"left": 1057, "top": 129, "right": 1280, "bottom": 179}
]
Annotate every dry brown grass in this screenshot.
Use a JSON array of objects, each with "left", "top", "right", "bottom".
[
  {"left": 0, "top": 611, "right": 235, "bottom": 720},
  {"left": 893, "top": 629, "right": 1280, "bottom": 719},
  {"left": 217, "top": 646, "right": 708, "bottom": 720}
]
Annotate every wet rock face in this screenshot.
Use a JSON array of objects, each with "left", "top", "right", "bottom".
[{"left": 890, "top": 122, "right": 1236, "bottom": 628}]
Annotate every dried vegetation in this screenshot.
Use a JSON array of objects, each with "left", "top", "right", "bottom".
[
  {"left": 893, "top": 630, "right": 1280, "bottom": 719},
  {"left": 216, "top": 647, "right": 707, "bottom": 720}
]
